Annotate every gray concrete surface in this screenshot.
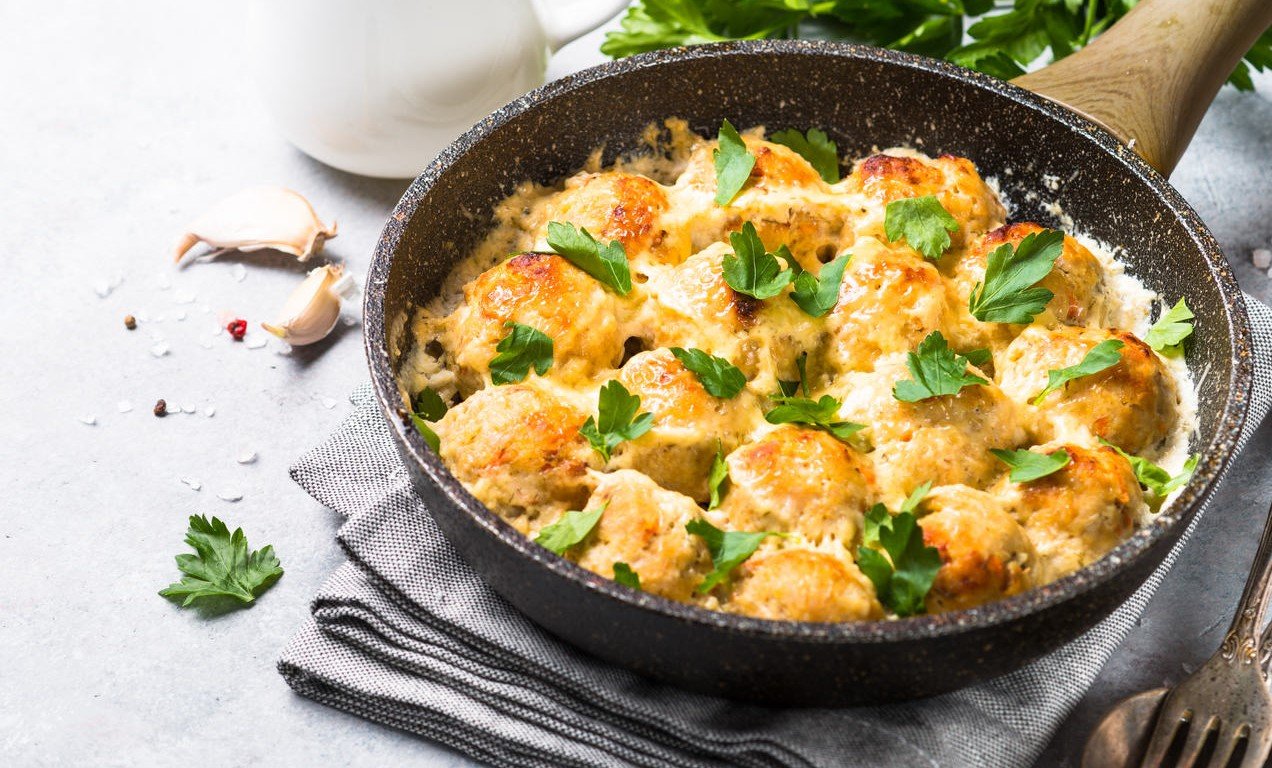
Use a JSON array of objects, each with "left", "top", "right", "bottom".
[{"left": 1, "top": 3, "right": 1269, "bottom": 766}]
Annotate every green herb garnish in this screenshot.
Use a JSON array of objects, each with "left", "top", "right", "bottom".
[
  {"left": 670, "top": 347, "right": 746, "bottom": 399},
  {"left": 968, "top": 229, "right": 1064, "bottom": 323},
  {"left": 612, "top": 562, "right": 642, "bottom": 590},
  {"left": 990, "top": 448, "right": 1071, "bottom": 483},
  {"left": 707, "top": 440, "right": 729, "bottom": 510},
  {"left": 722, "top": 221, "right": 794, "bottom": 300},
  {"left": 777, "top": 351, "right": 810, "bottom": 398},
  {"left": 1145, "top": 298, "right": 1194, "bottom": 355},
  {"left": 489, "top": 321, "right": 553, "bottom": 385},
  {"left": 892, "top": 331, "right": 988, "bottom": 402},
  {"left": 685, "top": 518, "right": 780, "bottom": 594},
  {"left": 545, "top": 221, "right": 632, "bottom": 295},
  {"left": 764, "top": 394, "right": 865, "bottom": 443},
  {"left": 408, "top": 387, "right": 447, "bottom": 452},
  {"left": 535, "top": 504, "right": 606, "bottom": 555},
  {"left": 1032, "top": 339, "right": 1124, "bottom": 405},
  {"left": 769, "top": 127, "right": 839, "bottom": 183},
  {"left": 789, "top": 253, "right": 849, "bottom": 318},
  {"left": 579, "top": 381, "right": 654, "bottom": 462},
  {"left": 713, "top": 119, "right": 756, "bottom": 205},
  {"left": 884, "top": 196, "right": 960, "bottom": 261},
  {"left": 856, "top": 504, "right": 941, "bottom": 618},
  {"left": 159, "top": 515, "right": 283, "bottom": 608},
  {"left": 1101, "top": 440, "right": 1200, "bottom": 498}
]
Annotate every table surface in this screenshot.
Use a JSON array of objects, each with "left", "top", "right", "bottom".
[{"left": 4, "top": 3, "right": 1271, "bottom": 766}]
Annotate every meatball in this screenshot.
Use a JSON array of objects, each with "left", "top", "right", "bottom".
[
  {"left": 667, "top": 136, "right": 847, "bottom": 272},
  {"left": 843, "top": 152, "right": 1006, "bottom": 251},
  {"left": 918, "top": 485, "right": 1038, "bottom": 613},
  {"left": 718, "top": 426, "right": 875, "bottom": 545},
  {"left": 611, "top": 349, "right": 759, "bottom": 501},
  {"left": 725, "top": 549, "right": 883, "bottom": 622},
  {"left": 834, "top": 356, "right": 1028, "bottom": 505},
  {"left": 434, "top": 383, "right": 596, "bottom": 531},
  {"left": 573, "top": 470, "right": 709, "bottom": 601},
  {"left": 448, "top": 252, "right": 624, "bottom": 392},
  {"left": 824, "top": 238, "right": 950, "bottom": 373},
  {"left": 995, "top": 443, "right": 1146, "bottom": 579},
  {"left": 537, "top": 171, "right": 690, "bottom": 267},
  {"left": 996, "top": 326, "right": 1179, "bottom": 454}
]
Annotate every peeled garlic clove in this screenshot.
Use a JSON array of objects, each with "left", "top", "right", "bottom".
[
  {"left": 262, "top": 265, "right": 357, "bottom": 346},
  {"left": 173, "top": 187, "right": 337, "bottom": 263}
]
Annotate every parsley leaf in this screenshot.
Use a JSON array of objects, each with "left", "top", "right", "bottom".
[
  {"left": 579, "top": 380, "right": 655, "bottom": 461},
  {"left": 899, "top": 481, "right": 932, "bottom": 514},
  {"left": 968, "top": 229, "right": 1064, "bottom": 323},
  {"left": 777, "top": 351, "right": 810, "bottom": 398},
  {"left": 545, "top": 221, "right": 632, "bottom": 295},
  {"left": 964, "top": 347, "right": 992, "bottom": 368},
  {"left": 856, "top": 504, "right": 941, "bottom": 617},
  {"left": 535, "top": 504, "right": 606, "bottom": 555},
  {"left": 990, "top": 447, "right": 1071, "bottom": 483},
  {"left": 789, "top": 253, "right": 849, "bottom": 317},
  {"left": 685, "top": 518, "right": 780, "bottom": 594},
  {"left": 770, "top": 127, "right": 840, "bottom": 183},
  {"left": 670, "top": 347, "right": 746, "bottom": 398},
  {"left": 1101, "top": 440, "right": 1200, "bottom": 497},
  {"left": 764, "top": 394, "right": 865, "bottom": 443},
  {"left": 490, "top": 321, "right": 553, "bottom": 385},
  {"left": 612, "top": 562, "right": 642, "bottom": 590},
  {"left": 159, "top": 515, "right": 283, "bottom": 607},
  {"left": 884, "top": 196, "right": 960, "bottom": 261},
  {"left": 1145, "top": 298, "right": 1194, "bottom": 355},
  {"left": 713, "top": 119, "right": 756, "bottom": 205},
  {"left": 708, "top": 440, "right": 729, "bottom": 510},
  {"left": 1032, "top": 339, "right": 1124, "bottom": 405},
  {"left": 722, "top": 221, "right": 794, "bottom": 300},
  {"left": 408, "top": 387, "right": 447, "bottom": 452},
  {"left": 410, "top": 414, "right": 441, "bottom": 452},
  {"left": 892, "top": 331, "right": 988, "bottom": 402}
]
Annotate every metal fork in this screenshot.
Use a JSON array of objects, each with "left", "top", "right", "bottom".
[{"left": 1135, "top": 499, "right": 1272, "bottom": 767}]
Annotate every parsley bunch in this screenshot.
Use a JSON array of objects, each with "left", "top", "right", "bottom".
[{"left": 601, "top": 1, "right": 1270, "bottom": 92}]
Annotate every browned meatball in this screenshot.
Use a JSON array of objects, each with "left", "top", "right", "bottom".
[
  {"left": 719, "top": 427, "right": 875, "bottom": 545},
  {"left": 435, "top": 384, "right": 596, "bottom": 531},
  {"left": 448, "top": 252, "right": 623, "bottom": 392},
  {"left": 573, "top": 470, "right": 710, "bottom": 601},
  {"left": 996, "top": 443, "right": 1146, "bottom": 579},
  {"left": 725, "top": 549, "right": 883, "bottom": 622},
  {"left": 918, "top": 485, "right": 1038, "bottom": 613},
  {"left": 997, "top": 325, "right": 1179, "bottom": 454},
  {"left": 538, "top": 171, "right": 690, "bottom": 266}
]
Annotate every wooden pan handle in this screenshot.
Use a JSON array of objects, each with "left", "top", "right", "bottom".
[{"left": 1013, "top": 0, "right": 1272, "bottom": 176}]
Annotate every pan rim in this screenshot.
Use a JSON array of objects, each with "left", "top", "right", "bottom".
[{"left": 364, "top": 39, "right": 1253, "bottom": 644}]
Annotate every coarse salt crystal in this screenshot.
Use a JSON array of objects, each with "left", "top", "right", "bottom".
[
  {"left": 237, "top": 451, "right": 258, "bottom": 464},
  {"left": 217, "top": 490, "right": 243, "bottom": 502},
  {"left": 181, "top": 403, "right": 196, "bottom": 414},
  {"left": 175, "top": 311, "right": 187, "bottom": 321},
  {"left": 173, "top": 290, "right": 197, "bottom": 305},
  {"left": 204, "top": 405, "right": 216, "bottom": 417},
  {"left": 232, "top": 264, "right": 247, "bottom": 282},
  {"left": 273, "top": 340, "right": 293, "bottom": 356},
  {"left": 150, "top": 342, "right": 170, "bottom": 357},
  {"left": 180, "top": 477, "right": 202, "bottom": 491},
  {"left": 1253, "top": 248, "right": 1272, "bottom": 270},
  {"left": 94, "top": 281, "right": 113, "bottom": 298},
  {"left": 78, "top": 414, "right": 97, "bottom": 425},
  {"left": 198, "top": 337, "right": 213, "bottom": 349},
  {"left": 117, "top": 401, "right": 133, "bottom": 413},
  {"left": 321, "top": 397, "right": 338, "bottom": 410},
  {"left": 245, "top": 336, "right": 266, "bottom": 350}
]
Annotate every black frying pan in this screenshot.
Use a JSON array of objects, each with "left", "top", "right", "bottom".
[{"left": 363, "top": 0, "right": 1269, "bottom": 704}]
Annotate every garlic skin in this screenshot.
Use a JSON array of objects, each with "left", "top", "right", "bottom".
[
  {"left": 173, "top": 187, "right": 337, "bottom": 263},
  {"left": 262, "top": 265, "right": 357, "bottom": 346}
]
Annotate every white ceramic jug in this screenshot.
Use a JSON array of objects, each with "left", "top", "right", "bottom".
[{"left": 247, "top": 0, "right": 628, "bottom": 178}]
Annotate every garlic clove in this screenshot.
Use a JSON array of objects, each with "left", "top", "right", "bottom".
[
  {"left": 261, "top": 264, "right": 357, "bottom": 346},
  {"left": 173, "top": 187, "right": 337, "bottom": 263}
]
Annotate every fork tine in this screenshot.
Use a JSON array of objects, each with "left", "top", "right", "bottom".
[
  {"left": 1237, "top": 729, "right": 1271, "bottom": 768},
  {"left": 1140, "top": 706, "right": 1188, "bottom": 768},
  {"left": 1173, "top": 715, "right": 1217, "bottom": 768},
  {"left": 1210, "top": 724, "right": 1247, "bottom": 768}
]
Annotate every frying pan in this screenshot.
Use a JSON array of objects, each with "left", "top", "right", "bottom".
[{"left": 364, "top": 0, "right": 1270, "bottom": 705}]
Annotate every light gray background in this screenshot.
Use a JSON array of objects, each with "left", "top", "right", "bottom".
[{"left": 2, "top": 2, "right": 1269, "bottom": 766}]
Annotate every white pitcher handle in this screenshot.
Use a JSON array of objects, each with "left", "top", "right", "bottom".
[{"left": 531, "top": 0, "right": 630, "bottom": 51}]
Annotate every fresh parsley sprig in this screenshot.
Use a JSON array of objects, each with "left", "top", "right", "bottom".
[
  {"left": 490, "top": 321, "right": 553, "bottom": 385},
  {"left": 545, "top": 221, "right": 632, "bottom": 295},
  {"left": 777, "top": 351, "right": 811, "bottom": 398},
  {"left": 408, "top": 386, "right": 448, "bottom": 452},
  {"left": 159, "top": 515, "right": 283, "bottom": 608},
  {"left": 1101, "top": 440, "right": 1200, "bottom": 498},
  {"left": 580, "top": 381, "right": 655, "bottom": 461},
  {"left": 612, "top": 562, "right": 642, "bottom": 590},
  {"left": 968, "top": 229, "right": 1064, "bottom": 324},
  {"left": 764, "top": 393, "right": 865, "bottom": 443},
  {"left": 1145, "top": 298, "right": 1194, "bottom": 355},
  {"left": 685, "top": 518, "right": 781, "bottom": 594},
  {"left": 789, "top": 253, "right": 849, "bottom": 318},
  {"left": 1032, "top": 339, "right": 1124, "bottom": 405},
  {"left": 713, "top": 119, "right": 755, "bottom": 205},
  {"left": 770, "top": 127, "right": 840, "bottom": 183},
  {"left": 991, "top": 447, "right": 1071, "bottom": 483},
  {"left": 884, "top": 196, "right": 960, "bottom": 261},
  {"left": 856, "top": 503, "right": 942, "bottom": 618},
  {"left": 670, "top": 347, "right": 746, "bottom": 398},
  {"left": 535, "top": 504, "right": 606, "bottom": 555},
  {"left": 722, "top": 221, "right": 794, "bottom": 300},
  {"left": 707, "top": 440, "right": 729, "bottom": 510},
  {"left": 892, "top": 331, "right": 988, "bottom": 402}
]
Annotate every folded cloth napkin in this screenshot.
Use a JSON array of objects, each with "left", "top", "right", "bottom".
[{"left": 280, "top": 298, "right": 1272, "bottom": 768}]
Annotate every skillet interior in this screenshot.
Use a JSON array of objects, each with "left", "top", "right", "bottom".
[{"left": 365, "top": 41, "right": 1252, "bottom": 704}]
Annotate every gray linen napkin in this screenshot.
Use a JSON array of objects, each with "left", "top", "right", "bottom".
[{"left": 280, "top": 298, "right": 1272, "bottom": 768}]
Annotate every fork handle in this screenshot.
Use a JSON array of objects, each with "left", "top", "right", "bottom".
[{"left": 1220, "top": 499, "right": 1272, "bottom": 673}]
